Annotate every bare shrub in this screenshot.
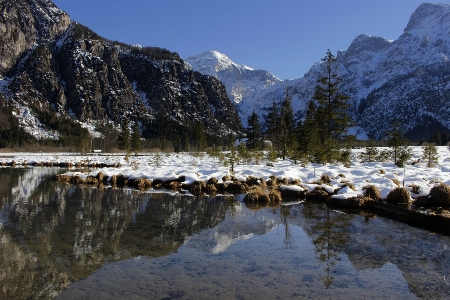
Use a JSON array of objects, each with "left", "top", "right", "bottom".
[{"left": 386, "top": 187, "right": 410, "bottom": 204}]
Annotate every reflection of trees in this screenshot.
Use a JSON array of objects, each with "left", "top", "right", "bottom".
[
  {"left": 280, "top": 205, "right": 294, "bottom": 248},
  {"left": 301, "top": 203, "right": 353, "bottom": 288},
  {"left": 0, "top": 169, "right": 228, "bottom": 300}
]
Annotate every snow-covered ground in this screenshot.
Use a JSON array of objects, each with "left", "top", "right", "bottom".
[{"left": 1, "top": 146, "right": 449, "bottom": 201}]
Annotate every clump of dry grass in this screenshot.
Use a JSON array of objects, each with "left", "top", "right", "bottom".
[
  {"left": 341, "top": 182, "right": 356, "bottom": 191},
  {"left": 386, "top": 187, "right": 410, "bottom": 204},
  {"left": 408, "top": 184, "right": 420, "bottom": 195},
  {"left": 222, "top": 175, "right": 231, "bottom": 182},
  {"left": 390, "top": 178, "right": 401, "bottom": 187},
  {"left": 362, "top": 185, "right": 381, "bottom": 201},
  {"left": 430, "top": 183, "right": 450, "bottom": 207},
  {"left": 319, "top": 174, "right": 331, "bottom": 185},
  {"left": 243, "top": 186, "right": 281, "bottom": 204}
]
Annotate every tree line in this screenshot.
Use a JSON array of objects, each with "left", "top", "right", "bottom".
[{"left": 245, "top": 50, "right": 354, "bottom": 165}]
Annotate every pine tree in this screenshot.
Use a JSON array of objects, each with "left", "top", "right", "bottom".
[
  {"left": 131, "top": 122, "right": 142, "bottom": 154},
  {"left": 422, "top": 142, "right": 439, "bottom": 168},
  {"left": 193, "top": 122, "right": 207, "bottom": 151},
  {"left": 297, "top": 100, "right": 320, "bottom": 162},
  {"left": 264, "top": 100, "right": 279, "bottom": 141},
  {"left": 246, "top": 111, "right": 262, "bottom": 150},
  {"left": 312, "top": 49, "right": 352, "bottom": 162},
  {"left": 363, "top": 140, "right": 379, "bottom": 163},
  {"left": 276, "top": 89, "right": 295, "bottom": 160},
  {"left": 386, "top": 121, "right": 411, "bottom": 167},
  {"left": 118, "top": 118, "right": 130, "bottom": 152}
]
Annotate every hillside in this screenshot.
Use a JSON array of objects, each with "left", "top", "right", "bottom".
[{"left": 0, "top": 0, "right": 243, "bottom": 148}]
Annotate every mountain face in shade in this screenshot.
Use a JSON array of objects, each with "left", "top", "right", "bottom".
[{"left": 0, "top": 0, "right": 243, "bottom": 140}]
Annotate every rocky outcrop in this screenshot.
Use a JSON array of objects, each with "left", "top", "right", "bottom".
[{"left": 0, "top": 0, "right": 70, "bottom": 76}]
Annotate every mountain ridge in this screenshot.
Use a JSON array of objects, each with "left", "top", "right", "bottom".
[
  {"left": 187, "top": 3, "right": 450, "bottom": 140},
  {"left": 0, "top": 0, "right": 244, "bottom": 147}
]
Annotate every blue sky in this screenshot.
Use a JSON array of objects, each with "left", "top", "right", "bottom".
[{"left": 52, "top": 0, "right": 438, "bottom": 80}]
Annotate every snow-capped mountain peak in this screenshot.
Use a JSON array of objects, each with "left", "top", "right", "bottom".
[
  {"left": 404, "top": 3, "right": 450, "bottom": 38},
  {"left": 188, "top": 3, "right": 450, "bottom": 139},
  {"left": 186, "top": 50, "right": 254, "bottom": 76},
  {"left": 186, "top": 50, "right": 281, "bottom": 111}
]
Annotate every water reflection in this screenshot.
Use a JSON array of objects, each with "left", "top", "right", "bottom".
[{"left": 0, "top": 168, "right": 449, "bottom": 299}]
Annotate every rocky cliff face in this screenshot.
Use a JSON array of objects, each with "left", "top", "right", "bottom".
[
  {"left": 0, "top": 0, "right": 70, "bottom": 76},
  {"left": 0, "top": 0, "right": 243, "bottom": 139},
  {"left": 188, "top": 3, "right": 450, "bottom": 140}
]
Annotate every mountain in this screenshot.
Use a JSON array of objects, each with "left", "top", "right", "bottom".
[
  {"left": 0, "top": 0, "right": 243, "bottom": 146},
  {"left": 188, "top": 3, "right": 450, "bottom": 140}
]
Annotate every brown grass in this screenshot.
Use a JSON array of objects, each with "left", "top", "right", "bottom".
[
  {"left": 430, "top": 183, "right": 450, "bottom": 207},
  {"left": 390, "top": 178, "right": 401, "bottom": 187},
  {"left": 386, "top": 187, "right": 410, "bottom": 204},
  {"left": 243, "top": 186, "right": 281, "bottom": 204},
  {"left": 341, "top": 182, "right": 356, "bottom": 191},
  {"left": 362, "top": 185, "right": 381, "bottom": 201}
]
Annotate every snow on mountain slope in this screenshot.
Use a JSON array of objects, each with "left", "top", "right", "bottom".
[
  {"left": 187, "top": 3, "right": 450, "bottom": 140},
  {"left": 186, "top": 51, "right": 281, "bottom": 120}
]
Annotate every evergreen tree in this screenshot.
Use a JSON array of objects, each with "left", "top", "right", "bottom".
[
  {"left": 441, "top": 131, "right": 449, "bottom": 146},
  {"left": 362, "top": 140, "right": 379, "bottom": 163},
  {"left": 386, "top": 121, "right": 411, "bottom": 167},
  {"left": 422, "top": 142, "right": 439, "bottom": 168},
  {"left": 275, "top": 89, "right": 295, "bottom": 160},
  {"left": 297, "top": 100, "right": 320, "bottom": 162},
  {"left": 131, "top": 122, "right": 142, "bottom": 154},
  {"left": 181, "top": 132, "right": 190, "bottom": 152},
  {"left": 193, "top": 122, "right": 207, "bottom": 151},
  {"left": 118, "top": 118, "right": 130, "bottom": 152},
  {"left": 246, "top": 111, "right": 262, "bottom": 150},
  {"left": 312, "top": 49, "right": 352, "bottom": 163},
  {"left": 264, "top": 100, "right": 279, "bottom": 140},
  {"left": 431, "top": 129, "right": 441, "bottom": 145}
]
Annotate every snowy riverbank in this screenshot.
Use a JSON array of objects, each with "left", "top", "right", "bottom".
[{"left": 2, "top": 146, "right": 450, "bottom": 202}]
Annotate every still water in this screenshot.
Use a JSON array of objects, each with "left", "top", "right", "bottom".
[{"left": 1, "top": 167, "right": 450, "bottom": 299}]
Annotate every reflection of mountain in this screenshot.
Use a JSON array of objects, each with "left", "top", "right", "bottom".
[
  {"left": 0, "top": 168, "right": 228, "bottom": 300},
  {"left": 185, "top": 202, "right": 278, "bottom": 254}
]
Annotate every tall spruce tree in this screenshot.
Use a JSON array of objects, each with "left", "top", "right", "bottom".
[
  {"left": 276, "top": 89, "right": 295, "bottom": 160},
  {"left": 297, "top": 100, "right": 320, "bottom": 162},
  {"left": 131, "top": 122, "right": 142, "bottom": 154},
  {"left": 118, "top": 118, "right": 130, "bottom": 152},
  {"left": 264, "top": 100, "right": 279, "bottom": 141},
  {"left": 312, "top": 49, "right": 351, "bottom": 163},
  {"left": 193, "top": 122, "right": 207, "bottom": 151},
  {"left": 246, "top": 111, "right": 262, "bottom": 149}
]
